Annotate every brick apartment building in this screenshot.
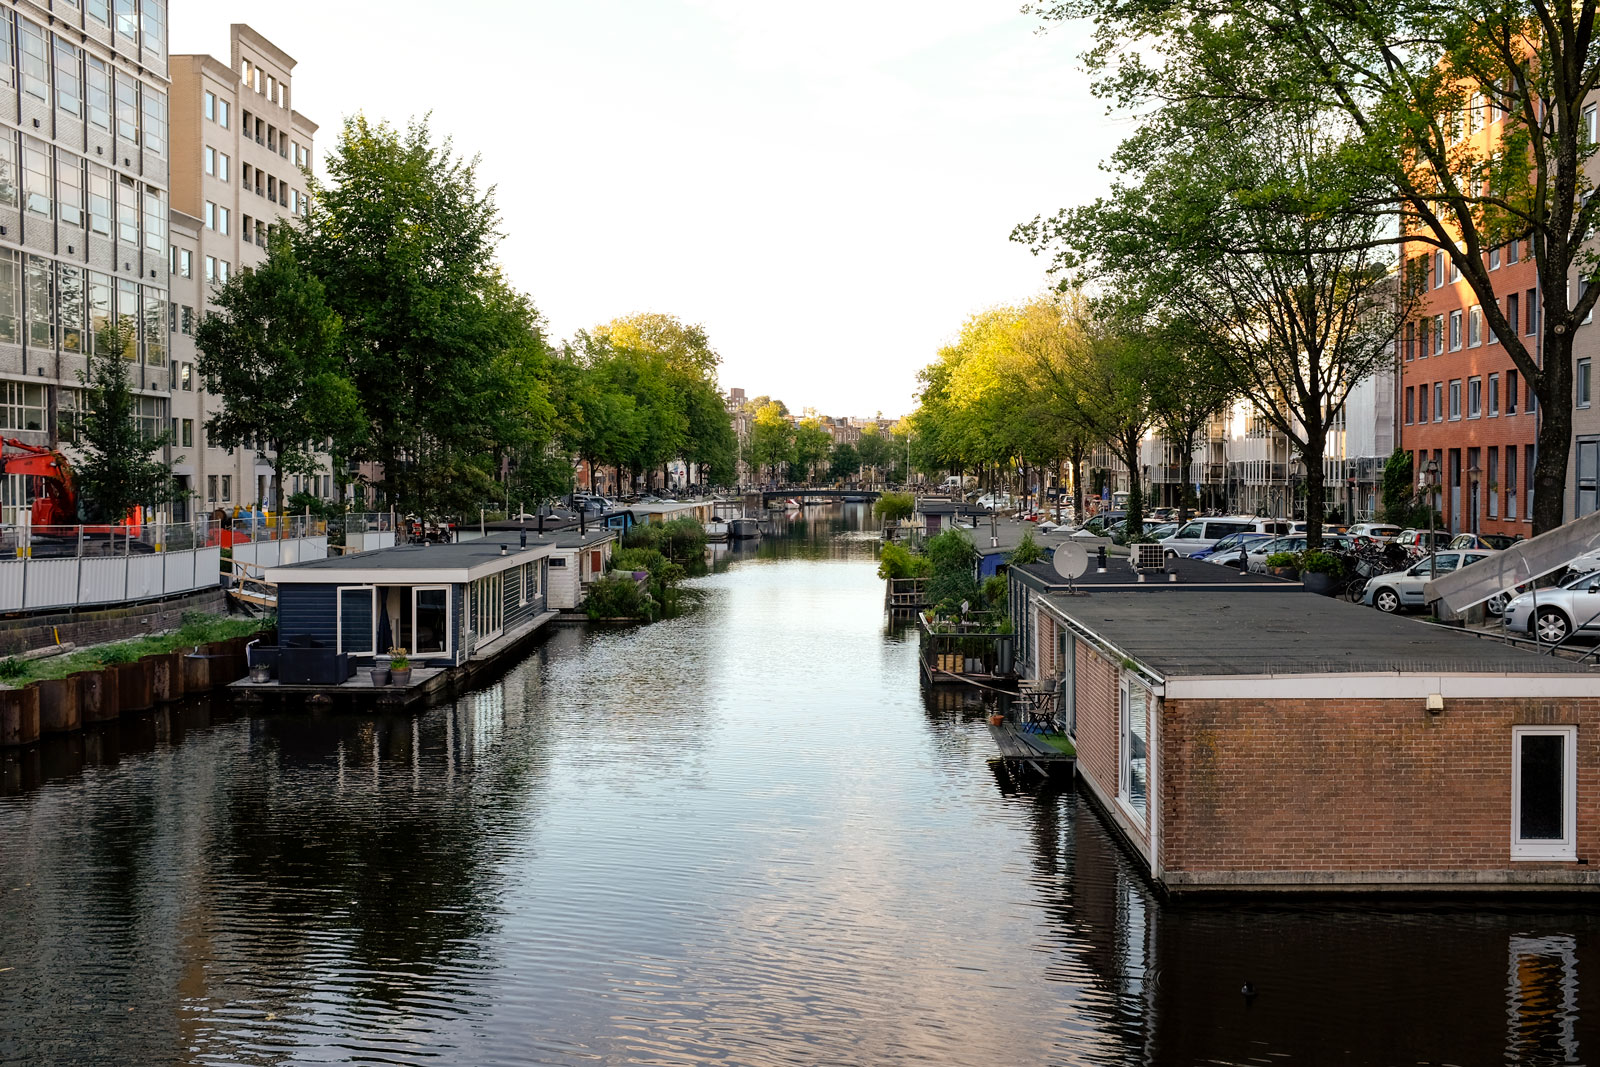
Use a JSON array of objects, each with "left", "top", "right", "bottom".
[{"left": 1010, "top": 563, "right": 1600, "bottom": 894}]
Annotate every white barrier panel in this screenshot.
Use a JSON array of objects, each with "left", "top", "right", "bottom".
[
  {"left": 0, "top": 545, "right": 227, "bottom": 613},
  {"left": 22, "top": 559, "right": 79, "bottom": 610},
  {"left": 78, "top": 557, "right": 125, "bottom": 606},
  {"left": 127, "top": 554, "right": 163, "bottom": 600}
]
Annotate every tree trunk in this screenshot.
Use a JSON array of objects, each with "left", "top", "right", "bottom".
[
  {"left": 1177, "top": 439, "right": 1194, "bottom": 528},
  {"left": 272, "top": 452, "right": 287, "bottom": 542},
  {"left": 1533, "top": 327, "right": 1575, "bottom": 535},
  {"left": 1070, "top": 442, "right": 1086, "bottom": 523},
  {"left": 1301, "top": 438, "right": 1326, "bottom": 552}
]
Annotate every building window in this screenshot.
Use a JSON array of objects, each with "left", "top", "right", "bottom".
[
  {"left": 21, "top": 137, "right": 50, "bottom": 219},
  {"left": 1434, "top": 382, "right": 1444, "bottom": 422},
  {"left": 114, "top": 0, "right": 137, "bottom": 41},
  {"left": 115, "top": 72, "right": 139, "bottom": 144},
  {"left": 1507, "top": 444, "right": 1518, "bottom": 519},
  {"left": 1526, "top": 288, "right": 1538, "bottom": 333},
  {"left": 57, "top": 152, "right": 83, "bottom": 228},
  {"left": 217, "top": 154, "right": 229, "bottom": 183},
  {"left": 1418, "top": 319, "right": 1429, "bottom": 358},
  {"left": 117, "top": 176, "right": 138, "bottom": 247},
  {"left": 59, "top": 265, "right": 83, "bottom": 353},
  {"left": 1119, "top": 674, "right": 1150, "bottom": 824},
  {"left": 204, "top": 201, "right": 215, "bottom": 229},
  {"left": 1511, "top": 726, "right": 1577, "bottom": 861},
  {"left": 207, "top": 475, "right": 217, "bottom": 502},
  {"left": 55, "top": 37, "right": 81, "bottom": 117},
  {"left": 1450, "top": 310, "right": 1463, "bottom": 350},
  {"left": 180, "top": 418, "right": 193, "bottom": 448},
  {"left": 1489, "top": 447, "right": 1500, "bottom": 518},
  {"left": 1507, "top": 369, "right": 1519, "bottom": 415},
  {"left": 205, "top": 256, "right": 216, "bottom": 281},
  {"left": 1507, "top": 238, "right": 1519, "bottom": 264},
  {"left": 25, "top": 256, "right": 52, "bottom": 349},
  {"left": 142, "top": 89, "right": 166, "bottom": 157},
  {"left": 1433, "top": 314, "right": 1444, "bottom": 355},
  {"left": 1405, "top": 386, "right": 1414, "bottom": 424},
  {"left": 1469, "top": 376, "right": 1482, "bottom": 418},
  {"left": 1489, "top": 246, "right": 1500, "bottom": 270},
  {"left": 1469, "top": 305, "right": 1483, "bottom": 346},
  {"left": 415, "top": 587, "right": 450, "bottom": 656},
  {"left": 204, "top": 147, "right": 215, "bottom": 175},
  {"left": 1449, "top": 379, "right": 1462, "bottom": 420},
  {"left": 178, "top": 249, "right": 192, "bottom": 278},
  {"left": 18, "top": 19, "right": 48, "bottom": 102},
  {"left": 218, "top": 260, "right": 229, "bottom": 284},
  {"left": 204, "top": 91, "right": 215, "bottom": 121},
  {"left": 218, "top": 99, "right": 229, "bottom": 129},
  {"left": 1451, "top": 256, "right": 1461, "bottom": 283},
  {"left": 0, "top": 381, "right": 47, "bottom": 431},
  {"left": 1434, "top": 250, "right": 1445, "bottom": 288},
  {"left": 86, "top": 56, "right": 110, "bottom": 131},
  {"left": 1507, "top": 293, "right": 1519, "bottom": 340},
  {"left": 1488, "top": 300, "right": 1500, "bottom": 344},
  {"left": 181, "top": 306, "right": 193, "bottom": 335},
  {"left": 1586, "top": 103, "right": 1599, "bottom": 147},
  {"left": 1489, "top": 373, "right": 1499, "bottom": 416},
  {"left": 1579, "top": 359, "right": 1592, "bottom": 408},
  {"left": 1418, "top": 382, "right": 1429, "bottom": 422},
  {"left": 1405, "top": 320, "right": 1415, "bottom": 360},
  {"left": 471, "top": 572, "right": 504, "bottom": 642},
  {"left": 217, "top": 206, "right": 229, "bottom": 236},
  {"left": 181, "top": 363, "right": 192, "bottom": 391},
  {"left": 88, "top": 164, "right": 111, "bottom": 236},
  {"left": 221, "top": 475, "right": 231, "bottom": 502}
]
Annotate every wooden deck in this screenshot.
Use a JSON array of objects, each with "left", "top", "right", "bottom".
[
  {"left": 987, "top": 720, "right": 1076, "bottom": 780},
  {"left": 228, "top": 609, "right": 559, "bottom": 711}
]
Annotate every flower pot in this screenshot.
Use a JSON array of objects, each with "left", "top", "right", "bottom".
[
  {"left": 369, "top": 667, "right": 391, "bottom": 687},
  {"left": 389, "top": 667, "right": 412, "bottom": 687},
  {"left": 1269, "top": 566, "right": 1300, "bottom": 580},
  {"left": 988, "top": 713, "right": 1005, "bottom": 726},
  {"left": 1302, "top": 571, "right": 1339, "bottom": 596},
  {"left": 249, "top": 663, "right": 273, "bottom": 684}
]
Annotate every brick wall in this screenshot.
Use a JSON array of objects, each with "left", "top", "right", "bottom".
[
  {"left": 0, "top": 588, "right": 229, "bottom": 655},
  {"left": 1161, "top": 694, "right": 1600, "bottom": 886},
  {"left": 1075, "top": 642, "right": 1149, "bottom": 854}
]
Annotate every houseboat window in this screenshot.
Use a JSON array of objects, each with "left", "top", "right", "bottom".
[
  {"left": 1120, "top": 675, "right": 1150, "bottom": 822},
  {"left": 519, "top": 564, "right": 529, "bottom": 606},
  {"left": 337, "top": 586, "right": 374, "bottom": 656},
  {"left": 549, "top": 557, "right": 566, "bottom": 567},
  {"left": 413, "top": 586, "right": 449, "bottom": 655},
  {"left": 1512, "top": 726, "right": 1576, "bottom": 860},
  {"left": 1060, "top": 631, "right": 1076, "bottom": 738},
  {"left": 472, "top": 573, "right": 504, "bottom": 642}
]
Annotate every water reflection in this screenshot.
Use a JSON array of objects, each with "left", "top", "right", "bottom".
[{"left": 0, "top": 505, "right": 1594, "bottom": 1066}]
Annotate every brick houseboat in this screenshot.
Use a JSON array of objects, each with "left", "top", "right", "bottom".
[{"left": 1009, "top": 558, "right": 1600, "bottom": 894}]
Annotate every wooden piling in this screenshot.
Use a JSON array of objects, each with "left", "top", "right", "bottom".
[
  {"left": 0, "top": 686, "right": 42, "bottom": 746},
  {"left": 75, "top": 669, "right": 121, "bottom": 723},
  {"left": 36, "top": 677, "right": 81, "bottom": 734},
  {"left": 181, "top": 649, "right": 211, "bottom": 693},
  {"left": 115, "top": 661, "right": 154, "bottom": 712},
  {"left": 149, "top": 652, "right": 185, "bottom": 703}
]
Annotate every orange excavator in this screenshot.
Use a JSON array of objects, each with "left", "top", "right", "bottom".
[{"left": 0, "top": 438, "right": 147, "bottom": 549}]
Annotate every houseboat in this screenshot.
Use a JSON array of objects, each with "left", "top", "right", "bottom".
[
  {"left": 483, "top": 527, "right": 614, "bottom": 611},
  {"left": 1007, "top": 554, "right": 1600, "bottom": 896},
  {"left": 234, "top": 539, "right": 560, "bottom": 708}
]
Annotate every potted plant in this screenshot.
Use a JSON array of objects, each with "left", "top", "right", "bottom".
[
  {"left": 1299, "top": 549, "right": 1344, "bottom": 596},
  {"left": 1264, "top": 551, "right": 1301, "bottom": 580},
  {"left": 368, "top": 661, "right": 391, "bottom": 687},
  {"left": 387, "top": 647, "right": 412, "bottom": 686}
]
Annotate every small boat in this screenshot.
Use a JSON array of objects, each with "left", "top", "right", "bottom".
[
  {"left": 786, "top": 497, "right": 801, "bottom": 509},
  {"left": 730, "top": 517, "right": 761, "bottom": 540},
  {"left": 704, "top": 519, "right": 730, "bottom": 542}
]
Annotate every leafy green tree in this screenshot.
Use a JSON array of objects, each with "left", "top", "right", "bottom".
[
  {"left": 1031, "top": 0, "right": 1600, "bottom": 532},
  {"left": 855, "top": 423, "right": 889, "bottom": 474},
  {"left": 829, "top": 441, "right": 860, "bottom": 481},
  {"left": 73, "top": 319, "right": 178, "bottom": 523},
  {"left": 792, "top": 419, "right": 833, "bottom": 484},
  {"left": 194, "top": 229, "right": 362, "bottom": 533},
  {"left": 749, "top": 403, "right": 794, "bottom": 482},
  {"left": 299, "top": 115, "right": 535, "bottom": 518},
  {"left": 925, "top": 528, "right": 981, "bottom": 610},
  {"left": 593, "top": 313, "right": 720, "bottom": 380}
]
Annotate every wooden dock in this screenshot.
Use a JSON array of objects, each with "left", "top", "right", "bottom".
[
  {"left": 229, "top": 609, "right": 559, "bottom": 711},
  {"left": 988, "top": 719, "right": 1076, "bottom": 780}
]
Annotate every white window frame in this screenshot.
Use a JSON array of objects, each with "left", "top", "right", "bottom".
[
  {"left": 1511, "top": 725, "right": 1577, "bottom": 861},
  {"left": 1118, "top": 672, "right": 1150, "bottom": 827},
  {"left": 518, "top": 563, "right": 529, "bottom": 606},
  {"left": 410, "top": 584, "right": 452, "bottom": 657},
  {"left": 335, "top": 584, "right": 376, "bottom": 658}
]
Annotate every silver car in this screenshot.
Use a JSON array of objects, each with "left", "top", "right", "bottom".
[
  {"left": 1502, "top": 568, "right": 1600, "bottom": 643},
  {"left": 1362, "top": 550, "right": 1497, "bottom": 613}
]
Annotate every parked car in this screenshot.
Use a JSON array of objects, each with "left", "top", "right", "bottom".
[
  {"left": 1361, "top": 549, "right": 1499, "bottom": 613},
  {"left": 1242, "top": 534, "right": 1354, "bottom": 573},
  {"left": 1191, "top": 531, "right": 1272, "bottom": 563},
  {"left": 1159, "top": 516, "right": 1261, "bottom": 558},
  {"left": 1393, "top": 528, "right": 1451, "bottom": 551},
  {"left": 1448, "top": 532, "right": 1523, "bottom": 551},
  {"left": 1346, "top": 523, "right": 1402, "bottom": 544},
  {"left": 1502, "top": 567, "right": 1600, "bottom": 643}
]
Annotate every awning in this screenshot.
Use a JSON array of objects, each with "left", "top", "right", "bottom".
[{"left": 1427, "top": 509, "right": 1600, "bottom": 612}]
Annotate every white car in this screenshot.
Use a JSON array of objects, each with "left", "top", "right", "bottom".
[
  {"left": 1159, "top": 517, "right": 1260, "bottom": 558},
  {"left": 1361, "top": 549, "right": 1498, "bottom": 613},
  {"left": 1502, "top": 567, "right": 1600, "bottom": 643},
  {"left": 1347, "top": 523, "right": 1402, "bottom": 543}
]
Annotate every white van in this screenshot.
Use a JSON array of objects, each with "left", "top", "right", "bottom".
[{"left": 1160, "top": 516, "right": 1286, "bottom": 557}]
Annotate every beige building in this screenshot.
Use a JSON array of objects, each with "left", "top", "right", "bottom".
[
  {"left": 1565, "top": 95, "right": 1600, "bottom": 520},
  {"left": 0, "top": 0, "right": 172, "bottom": 525},
  {"left": 166, "top": 24, "right": 320, "bottom": 521}
]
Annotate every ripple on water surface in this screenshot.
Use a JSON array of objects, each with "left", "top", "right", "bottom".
[{"left": 1, "top": 509, "right": 1598, "bottom": 1066}]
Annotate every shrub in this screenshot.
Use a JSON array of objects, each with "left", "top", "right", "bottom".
[
  {"left": 874, "top": 492, "right": 916, "bottom": 522},
  {"left": 1009, "top": 531, "right": 1045, "bottom": 566},
  {"left": 982, "top": 574, "right": 1008, "bottom": 606},
  {"left": 624, "top": 516, "right": 706, "bottom": 559},
  {"left": 926, "top": 528, "right": 981, "bottom": 608},
  {"left": 584, "top": 573, "right": 657, "bottom": 621},
  {"left": 877, "top": 543, "right": 932, "bottom": 581},
  {"left": 0, "top": 658, "right": 26, "bottom": 681},
  {"left": 97, "top": 644, "right": 141, "bottom": 665},
  {"left": 1299, "top": 550, "right": 1343, "bottom": 577},
  {"left": 1264, "top": 551, "right": 1299, "bottom": 569}
]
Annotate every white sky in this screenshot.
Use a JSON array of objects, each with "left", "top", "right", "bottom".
[{"left": 169, "top": 0, "right": 1121, "bottom": 418}]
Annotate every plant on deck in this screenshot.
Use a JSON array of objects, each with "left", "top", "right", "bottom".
[
  {"left": 623, "top": 517, "right": 707, "bottom": 560},
  {"left": 873, "top": 492, "right": 915, "bottom": 523},
  {"left": 877, "top": 543, "right": 932, "bottom": 581},
  {"left": 1008, "top": 531, "right": 1045, "bottom": 566},
  {"left": 584, "top": 573, "right": 658, "bottom": 622}
]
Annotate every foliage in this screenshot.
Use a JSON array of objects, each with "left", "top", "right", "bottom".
[
  {"left": 855, "top": 423, "right": 890, "bottom": 472},
  {"left": 195, "top": 227, "right": 362, "bottom": 533},
  {"left": 1299, "top": 550, "right": 1343, "bottom": 577},
  {"left": 925, "top": 528, "right": 981, "bottom": 609},
  {"left": 1264, "top": 552, "right": 1299, "bottom": 569},
  {"left": 584, "top": 573, "right": 657, "bottom": 621},
  {"left": 623, "top": 517, "right": 706, "bottom": 559},
  {"left": 285, "top": 492, "right": 343, "bottom": 520},
  {"left": 73, "top": 319, "right": 179, "bottom": 523},
  {"left": 1380, "top": 449, "right": 1434, "bottom": 529},
  {"left": 791, "top": 419, "right": 833, "bottom": 483},
  {"left": 873, "top": 492, "right": 916, "bottom": 522},
  {"left": 300, "top": 115, "right": 556, "bottom": 519},
  {"left": 0, "top": 657, "right": 26, "bottom": 681},
  {"left": 1009, "top": 531, "right": 1045, "bottom": 566},
  {"left": 748, "top": 402, "right": 794, "bottom": 482},
  {"left": 877, "top": 542, "right": 932, "bottom": 581},
  {"left": 386, "top": 647, "right": 410, "bottom": 670},
  {"left": 0, "top": 614, "right": 271, "bottom": 687},
  {"left": 982, "top": 574, "right": 1008, "bottom": 606},
  {"left": 829, "top": 442, "right": 860, "bottom": 481}
]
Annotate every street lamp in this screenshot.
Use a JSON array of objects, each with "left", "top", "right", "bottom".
[{"left": 1422, "top": 457, "right": 1441, "bottom": 569}]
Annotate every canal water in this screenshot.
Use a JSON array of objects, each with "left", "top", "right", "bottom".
[{"left": 1, "top": 504, "right": 1596, "bottom": 1066}]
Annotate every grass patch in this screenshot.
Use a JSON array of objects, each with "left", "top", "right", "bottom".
[{"left": 1, "top": 612, "right": 272, "bottom": 687}]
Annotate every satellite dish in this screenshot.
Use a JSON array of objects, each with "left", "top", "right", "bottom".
[{"left": 1054, "top": 541, "right": 1089, "bottom": 580}]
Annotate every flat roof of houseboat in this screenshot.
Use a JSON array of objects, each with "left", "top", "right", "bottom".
[
  {"left": 264, "top": 540, "right": 554, "bottom": 584},
  {"left": 1042, "top": 589, "right": 1591, "bottom": 677}
]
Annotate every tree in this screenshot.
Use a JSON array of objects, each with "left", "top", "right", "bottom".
[
  {"left": 73, "top": 319, "right": 178, "bottom": 523},
  {"left": 855, "top": 422, "right": 890, "bottom": 475},
  {"left": 749, "top": 403, "right": 794, "bottom": 483},
  {"left": 299, "top": 114, "right": 535, "bottom": 518},
  {"left": 829, "top": 441, "right": 860, "bottom": 482},
  {"left": 1032, "top": 0, "right": 1600, "bottom": 533},
  {"left": 1139, "top": 319, "right": 1237, "bottom": 526},
  {"left": 592, "top": 313, "right": 720, "bottom": 380},
  {"left": 1024, "top": 116, "right": 1411, "bottom": 548},
  {"left": 194, "top": 229, "right": 363, "bottom": 534},
  {"left": 792, "top": 419, "right": 833, "bottom": 484}
]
